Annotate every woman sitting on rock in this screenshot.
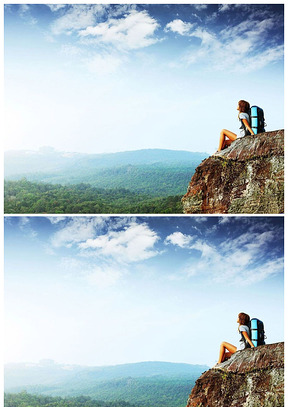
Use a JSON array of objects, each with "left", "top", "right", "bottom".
[
  {"left": 215, "top": 100, "right": 254, "bottom": 153},
  {"left": 216, "top": 312, "right": 255, "bottom": 365}
]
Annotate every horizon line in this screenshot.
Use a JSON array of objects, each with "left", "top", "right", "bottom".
[{"left": 4, "top": 146, "right": 209, "bottom": 156}]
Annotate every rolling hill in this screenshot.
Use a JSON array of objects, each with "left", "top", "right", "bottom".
[{"left": 5, "top": 148, "right": 208, "bottom": 176}]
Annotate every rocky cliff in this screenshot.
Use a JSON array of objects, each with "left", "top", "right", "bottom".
[
  {"left": 182, "top": 130, "right": 284, "bottom": 214},
  {"left": 186, "top": 342, "right": 284, "bottom": 407}
]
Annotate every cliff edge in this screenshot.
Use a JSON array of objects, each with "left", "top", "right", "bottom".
[
  {"left": 182, "top": 130, "right": 284, "bottom": 214},
  {"left": 186, "top": 342, "right": 284, "bottom": 407}
]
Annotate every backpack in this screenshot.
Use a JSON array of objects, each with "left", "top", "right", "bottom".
[
  {"left": 250, "top": 318, "right": 266, "bottom": 347},
  {"left": 250, "top": 106, "right": 266, "bottom": 134}
]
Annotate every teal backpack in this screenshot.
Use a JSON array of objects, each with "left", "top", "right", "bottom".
[
  {"left": 250, "top": 318, "right": 266, "bottom": 347},
  {"left": 250, "top": 106, "right": 266, "bottom": 134}
]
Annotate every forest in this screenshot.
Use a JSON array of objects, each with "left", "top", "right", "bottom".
[
  {"left": 4, "top": 375, "right": 195, "bottom": 407},
  {"left": 11, "top": 165, "right": 196, "bottom": 197},
  {"left": 4, "top": 392, "right": 137, "bottom": 407},
  {"left": 5, "top": 374, "right": 193, "bottom": 407},
  {"left": 4, "top": 179, "right": 183, "bottom": 214}
]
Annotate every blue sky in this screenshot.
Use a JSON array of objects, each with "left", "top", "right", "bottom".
[
  {"left": 5, "top": 216, "right": 284, "bottom": 367},
  {"left": 4, "top": 4, "right": 284, "bottom": 154}
]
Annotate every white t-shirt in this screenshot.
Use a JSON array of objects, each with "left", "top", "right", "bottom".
[
  {"left": 239, "top": 324, "right": 251, "bottom": 350},
  {"left": 239, "top": 112, "right": 251, "bottom": 137}
]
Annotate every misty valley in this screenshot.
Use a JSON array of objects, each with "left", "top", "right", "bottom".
[{"left": 5, "top": 361, "right": 209, "bottom": 407}]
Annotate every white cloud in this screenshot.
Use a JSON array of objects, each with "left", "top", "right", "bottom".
[
  {"left": 79, "top": 222, "right": 160, "bottom": 263},
  {"left": 218, "top": 217, "right": 233, "bottom": 225},
  {"left": 224, "top": 249, "right": 254, "bottom": 268},
  {"left": 18, "top": 5, "right": 37, "bottom": 25},
  {"left": 218, "top": 4, "right": 233, "bottom": 13},
  {"left": 165, "top": 19, "right": 195, "bottom": 36},
  {"left": 238, "top": 258, "right": 284, "bottom": 285},
  {"left": 194, "top": 5, "right": 208, "bottom": 11},
  {"left": 172, "top": 227, "right": 282, "bottom": 286},
  {"left": 190, "top": 27, "right": 216, "bottom": 45},
  {"left": 220, "top": 18, "right": 274, "bottom": 41},
  {"left": 50, "top": 218, "right": 154, "bottom": 287},
  {"left": 194, "top": 217, "right": 208, "bottom": 223},
  {"left": 79, "top": 10, "right": 160, "bottom": 51},
  {"left": 51, "top": 217, "right": 106, "bottom": 248},
  {"left": 181, "top": 16, "right": 283, "bottom": 73},
  {"left": 191, "top": 240, "right": 218, "bottom": 259},
  {"left": 165, "top": 232, "right": 194, "bottom": 248},
  {"left": 221, "top": 230, "right": 275, "bottom": 253},
  {"left": 51, "top": 5, "right": 107, "bottom": 35},
  {"left": 108, "top": 4, "right": 138, "bottom": 18},
  {"left": 46, "top": 5, "right": 66, "bottom": 12},
  {"left": 17, "top": 217, "right": 38, "bottom": 238},
  {"left": 18, "top": 217, "right": 30, "bottom": 227},
  {"left": 47, "top": 216, "right": 67, "bottom": 224},
  {"left": 238, "top": 45, "right": 284, "bottom": 72}
]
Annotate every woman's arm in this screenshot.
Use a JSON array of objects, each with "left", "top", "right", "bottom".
[
  {"left": 242, "top": 331, "right": 255, "bottom": 348},
  {"left": 242, "top": 118, "right": 255, "bottom": 135}
]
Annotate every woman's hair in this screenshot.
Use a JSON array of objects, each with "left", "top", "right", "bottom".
[
  {"left": 238, "top": 100, "right": 250, "bottom": 113},
  {"left": 238, "top": 312, "right": 250, "bottom": 326}
]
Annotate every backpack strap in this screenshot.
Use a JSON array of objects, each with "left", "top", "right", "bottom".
[
  {"left": 239, "top": 110, "right": 252, "bottom": 136},
  {"left": 240, "top": 331, "right": 251, "bottom": 348}
]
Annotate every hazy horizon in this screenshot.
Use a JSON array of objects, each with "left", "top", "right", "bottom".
[
  {"left": 5, "top": 358, "right": 208, "bottom": 368},
  {"left": 4, "top": 4, "right": 284, "bottom": 155},
  {"left": 4, "top": 145, "right": 209, "bottom": 155}
]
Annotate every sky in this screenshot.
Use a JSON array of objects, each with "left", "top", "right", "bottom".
[
  {"left": 4, "top": 215, "right": 284, "bottom": 367},
  {"left": 4, "top": 3, "right": 284, "bottom": 155}
]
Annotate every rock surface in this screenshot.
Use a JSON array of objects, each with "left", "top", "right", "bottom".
[
  {"left": 182, "top": 130, "right": 284, "bottom": 214},
  {"left": 186, "top": 342, "right": 284, "bottom": 407}
]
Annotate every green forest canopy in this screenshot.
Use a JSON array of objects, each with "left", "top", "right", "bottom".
[
  {"left": 4, "top": 179, "right": 183, "bottom": 214},
  {"left": 4, "top": 392, "right": 137, "bottom": 407}
]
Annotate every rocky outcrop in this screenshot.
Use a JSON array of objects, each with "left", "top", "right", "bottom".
[
  {"left": 186, "top": 342, "right": 284, "bottom": 407},
  {"left": 182, "top": 130, "right": 284, "bottom": 214}
]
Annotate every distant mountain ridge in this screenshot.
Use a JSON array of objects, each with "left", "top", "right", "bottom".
[
  {"left": 5, "top": 360, "right": 209, "bottom": 388},
  {"left": 5, "top": 147, "right": 208, "bottom": 177}
]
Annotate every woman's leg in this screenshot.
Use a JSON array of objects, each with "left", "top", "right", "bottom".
[
  {"left": 217, "top": 129, "right": 237, "bottom": 152},
  {"left": 218, "top": 341, "right": 237, "bottom": 364}
]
